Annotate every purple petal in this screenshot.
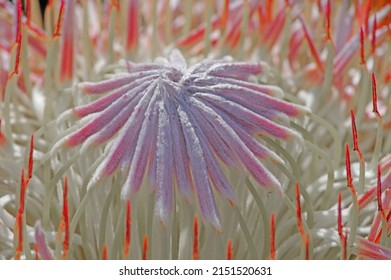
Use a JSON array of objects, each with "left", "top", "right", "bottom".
[
  {"left": 74, "top": 75, "right": 158, "bottom": 117},
  {"left": 187, "top": 84, "right": 280, "bottom": 120},
  {"left": 92, "top": 81, "right": 158, "bottom": 179},
  {"left": 206, "top": 61, "right": 267, "bottom": 80},
  {"left": 186, "top": 106, "right": 238, "bottom": 166},
  {"left": 189, "top": 97, "right": 282, "bottom": 192},
  {"left": 66, "top": 82, "right": 149, "bottom": 146},
  {"left": 194, "top": 92, "right": 300, "bottom": 140},
  {"left": 122, "top": 95, "right": 159, "bottom": 197},
  {"left": 164, "top": 91, "right": 193, "bottom": 199},
  {"left": 182, "top": 103, "right": 237, "bottom": 203},
  {"left": 211, "top": 83, "right": 306, "bottom": 117},
  {"left": 178, "top": 105, "right": 221, "bottom": 229},
  {"left": 78, "top": 71, "right": 160, "bottom": 94},
  {"left": 197, "top": 97, "right": 285, "bottom": 163},
  {"left": 165, "top": 83, "right": 237, "bottom": 166},
  {"left": 155, "top": 100, "right": 174, "bottom": 226},
  {"left": 198, "top": 75, "right": 284, "bottom": 97}
]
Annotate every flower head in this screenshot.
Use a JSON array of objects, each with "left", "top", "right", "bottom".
[
  {"left": 1, "top": 0, "right": 391, "bottom": 261},
  {"left": 54, "top": 49, "right": 306, "bottom": 228}
]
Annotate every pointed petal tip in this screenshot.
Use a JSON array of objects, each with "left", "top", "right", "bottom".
[
  {"left": 87, "top": 166, "right": 105, "bottom": 190},
  {"left": 76, "top": 82, "right": 93, "bottom": 94},
  {"left": 120, "top": 181, "right": 137, "bottom": 200},
  {"left": 208, "top": 215, "right": 222, "bottom": 233},
  {"left": 169, "top": 48, "right": 187, "bottom": 70},
  {"left": 284, "top": 127, "right": 304, "bottom": 142},
  {"left": 178, "top": 188, "right": 193, "bottom": 202},
  {"left": 265, "top": 178, "right": 284, "bottom": 195},
  {"left": 293, "top": 103, "right": 311, "bottom": 116},
  {"left": 120, "top": 188, "right": 130, "bottom": 201},
  {"left": 257, "top": 61, "right": 270, "bottom": 73},
  {"left": 156, "top": 207, "right": 171, "bottom": 229},
  {"left": 56, "top": 109, "right": 74, "bottom": 125},
  {"left": 50, "top": 138, "right": 68, "bottom": 156},
  {"left": 266, "top": 151, "right": 285, "bottom": 165}
]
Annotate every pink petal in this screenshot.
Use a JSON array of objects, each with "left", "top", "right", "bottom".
[
  {"left": 78, "top": 71, "right": 159, "bottom": 94},
  {"left": 178, "top": 106, "right": 221, "bottom": 229},
  {"left": 75, "top": 75, "right": 158, "bottom": 117},
  {"left": 94, "top": 81, "right": 158, "bottom": 178},
  {"left": 200, "top": 98, "right": 285, "bottom": 163},
  {"left": 66, "top": 83, "right": 147, "bottom": 146},
  {"left": 195, "top": 92, "right": 299, "bottom": 140},
  {"left": 212, "top": 84, "right": 306, "bottom": 117},
  {"left": 190, "top": 97, "right": 282, "bottom": 192},
  {"left": 122, "top": 97, "right": 159, "bottom": 196},
  {"left": 201, "top": 76, "right": 284, "bottom": 97},
  {"left": 155, "top": 100, "right": 174, "bottom": 226},
  {"left": 183, "top": 104, "right": 237, "bottom": 203},
  {"left": 165, "top": 93, "right": 193, "bottom": 199},
  {"left": 206, "top": 61, "right": 267, "bottom": 79},
  {"left": 188, "top": 83, "right": 278, "bottom": 120},
  {"left": 187, "top": 106, "right": 238, "bottom": 166}
]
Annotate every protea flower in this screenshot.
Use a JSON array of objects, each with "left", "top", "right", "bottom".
[
  {"left": 0, "top": 0, "right": 391, "bottom": 261},
  {"left": 52, "top": 49, "right": 306, "bottom": 229}
]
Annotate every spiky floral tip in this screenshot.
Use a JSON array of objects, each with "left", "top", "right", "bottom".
[{"left": 54, "top": 49, "right": 307, "bottom": 229}]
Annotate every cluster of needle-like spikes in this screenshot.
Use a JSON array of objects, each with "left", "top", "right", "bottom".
[{"left": 54, "top": 49, "right": 306, "bottom": 228}]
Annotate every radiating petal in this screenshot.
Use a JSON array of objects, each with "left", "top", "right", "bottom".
[
  {"left": 178, "top": 105, "right": 221, "bottom": 229},
  {"left": 182, "top": 102, "right": 237, "bottom": 203},
  {"left": 66, "top": 82, "right": 149, "bottom": 146},
  {"left": 122, "top": 94, "right": 159, "bottom": 197},
  {"left": 195, "top": 75, "right": 284, "bottom": 97},
  {"left": 211, "top": 84, "right": 306, "bottom": 117},
  {"left": 165, "top": 83, "right": 238, "bottom": 166},
  {"left": 155, "top": 99, "right": 174, "bottom": 226},
  {"left": 189, "top": 97, "right": 282, "bottom": 192},
  {"left": 78, "top": 72, "right": 157, "bottom": 94},
  {"left": 196, "top": 97, "right": 285, "bottom": 163},
  {"left": 164, "top": 90, "right": 193, "bottom": 199},
  {"left": 194, "top": 92, "right": 300, "bottom": 140},
  {"left": 91, "top": 81, "right": 158, "bottom": 182},
  {"left": 74, "top": 75, "right": 158, "bottom": 117},
  {"left": 206, "top": 61, "right": 268, "bottom": 79}
]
